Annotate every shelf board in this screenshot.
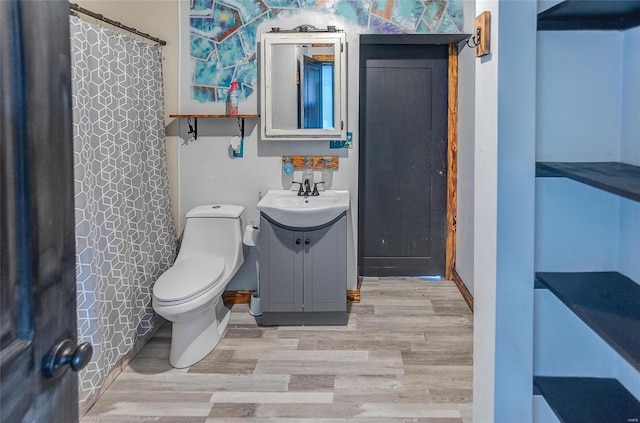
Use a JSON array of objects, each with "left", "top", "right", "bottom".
[
  {"left": 538, "top": 0, "right": 640, "bottom": 31},
  {"left": 536, "top": 271, "right": 640, "bottom": 371},
  {"left": 536, "top": 162, "right": 640, "bottom": 202},
  {"left": 534, "top": 376, "right": 640, "bottom": 423},
  {"left": 359, "top": 33, "right": 472, "bottom": 46},
  {"left": 169, "top": 114, "right": 259, "bottom": 119}
]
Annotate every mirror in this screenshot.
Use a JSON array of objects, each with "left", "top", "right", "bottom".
[{"left": 260, "top": 31, "right": 347, "bottom": 141}]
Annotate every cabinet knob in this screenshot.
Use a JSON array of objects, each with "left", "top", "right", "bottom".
[
  {"left": 305, "top": 239, "right": 310, "bottom": 245},
  {"left": 295, "top": 239, "right": 301, "bottom": 245}
]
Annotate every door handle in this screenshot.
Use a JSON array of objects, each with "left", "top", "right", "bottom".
[
  {"left": 295, "top": 239, "right": 301, "bottom": 245},
  {"left": 305, "top": 239, "right": 310, "bottom": 245},
  {"left": 42, "top": 338, "right": 93, "bottom": 379}
]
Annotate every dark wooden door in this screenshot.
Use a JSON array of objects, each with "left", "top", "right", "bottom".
[
  {"left": 358, "top": 41, "right": 448, "bottom": 277},
  {"left": 1, "top": 1, "right": 80, "bottom": 421}
]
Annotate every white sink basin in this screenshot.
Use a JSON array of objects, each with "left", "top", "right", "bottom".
[{"left": 257, "top": 189, "right": 350, "bottom": 228}]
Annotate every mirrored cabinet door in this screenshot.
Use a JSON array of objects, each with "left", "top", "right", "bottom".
[{"left": 260, "top": 32, "right": 347, "bottom": 141}]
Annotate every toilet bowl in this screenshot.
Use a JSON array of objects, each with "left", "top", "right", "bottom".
[{"left": 152, "top": 204, "right": 244, "bottom": 368}]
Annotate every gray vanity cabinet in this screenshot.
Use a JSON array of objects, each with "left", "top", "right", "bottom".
[{"left": 259, "top": 213, "right": 347, "bottom": 325}]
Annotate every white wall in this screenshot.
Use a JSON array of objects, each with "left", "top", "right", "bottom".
[
  {"left": 536, "top": 31, "right": 623, "bottom": 162},
  {"left": 619, "top": 198, "right": 640, "bottom": 284},
  {"left": 621, "top": 26, "right": 640, "bottom": 164},
  {"left": 534, "top": 289, "right": 617, "bottom": 377},
  {"left": 473, "top": 0, "right": 537, "bottom": 421},
  {"left": 472, "top": 0, "right": 499, "bottom": 420},
  {"left": 619, "top": 27, "right": 640, "bottom": 284},
  {"left": 493, "top": 1, "right": 537, "bottom": 420},
  {"left": 535, "top": 179, "right": 620, "bottom": 271},
  {"left": 456, "top": 0, "right": 476, "bottom": 294}
]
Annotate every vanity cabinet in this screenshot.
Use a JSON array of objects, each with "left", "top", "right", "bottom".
[{"left": 259, "top": 213, "right": 347, "bottom": 325}]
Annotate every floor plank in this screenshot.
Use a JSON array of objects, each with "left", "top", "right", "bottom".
[{"left": 82, "top": 278, "right": 473, "bottom": 422}]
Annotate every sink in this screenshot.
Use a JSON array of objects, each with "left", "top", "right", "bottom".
[{"left": 257, "top": 189, "right": 350, "bottom": 228}]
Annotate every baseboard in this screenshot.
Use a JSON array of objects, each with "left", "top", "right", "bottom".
[
  {"left": 223, "top": 289, "right": 361, "bottom": 305},
  {"left": 222, "top": 290, "right": 254, "bottom": 304},
  {"left": 452, "top": 269, "right": 473, "bottom": 312},
  {"left": 346, "top": 289, "right": 360, "bottom": 303}
]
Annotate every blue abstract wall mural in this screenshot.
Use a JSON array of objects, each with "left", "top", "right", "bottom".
[{"left": 189, "top": 0, "right": 463, "bottom": 103}]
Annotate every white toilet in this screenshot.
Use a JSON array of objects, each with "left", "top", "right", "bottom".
[{"left": 152, "top": 204, "right": 244, "bottom": 368}]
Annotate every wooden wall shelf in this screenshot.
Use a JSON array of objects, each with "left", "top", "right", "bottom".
[
  {"left": 536, "top": 161, "right": 640, "bottom": 203},
  {"left": 169, "top": 114, "right": 259, "bottom": 119},
  {"left": 536, "top": 271, "right": 640, "bottom": 371},
  {"left": 538, "top": 0, "right": 640, "bottom": 31},
  {"left": 168, "top": 114, "right": 259, "bottom": 140},
  {"left": 534, "top": 376, "right": 640, "bottom": 422}
]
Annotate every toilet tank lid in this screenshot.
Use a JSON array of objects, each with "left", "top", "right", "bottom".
[{"left": 186, "top": 205, "right": 245, "bottom": 219}]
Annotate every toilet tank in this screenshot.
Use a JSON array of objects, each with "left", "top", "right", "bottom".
[{"left": 178, "top": 205, "right": 245, "bottom": 273}]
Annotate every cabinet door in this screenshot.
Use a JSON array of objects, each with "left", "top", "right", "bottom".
[
  {"left": 303, "top": 216, "right": 347, "bottom": 312},
  {"left": 260, "top": 217, "right": 304, "bottom": 312}
]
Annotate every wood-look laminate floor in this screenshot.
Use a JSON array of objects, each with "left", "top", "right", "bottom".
[{"left": 82, "top": 278, "right": 473, "bottom": 423}]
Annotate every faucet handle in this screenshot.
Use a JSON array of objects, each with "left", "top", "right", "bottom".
[
  {"left": 291, "top": 181, "right": 304, "bottom": 196},
  {"left": 312, "top": 181, "right": 325, "bottom": 196}
]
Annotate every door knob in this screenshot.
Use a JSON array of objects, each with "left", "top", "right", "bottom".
[
  {"left": 42, "top": 338, "right": 93, "bottom": 379},
  {"left": 305, "top": 239, "right": 310, "bottom": 245},
  {"left": 295, "top": 239, "right": 301, "bottom": 245}
]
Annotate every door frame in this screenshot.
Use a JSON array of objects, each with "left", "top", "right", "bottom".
[{"left": 357, "top": 35, "right": 469, "bottom": 303}]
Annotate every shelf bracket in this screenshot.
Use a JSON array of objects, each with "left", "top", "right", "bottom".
[
  {"left": 187, "top": 117, "right": 198, "bottom": 140},
  {"left": 233, "top": 117, "right": 246, "bottom": 158},
  {"left": 237, "top": 117, "right": 245, "bottom": 138}
]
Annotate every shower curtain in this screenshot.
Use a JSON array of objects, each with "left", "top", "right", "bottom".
[{"left": 70, "top": 16, "right": 176, "bottom": 407}]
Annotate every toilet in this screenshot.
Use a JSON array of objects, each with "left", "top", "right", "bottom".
[{"left": 152, "top": 204, "right": 244, "bottom": 368}]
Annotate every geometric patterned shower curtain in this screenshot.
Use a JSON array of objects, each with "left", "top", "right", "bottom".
[{"left": 69, "top": 16, "right": 176, "bottom": 407}]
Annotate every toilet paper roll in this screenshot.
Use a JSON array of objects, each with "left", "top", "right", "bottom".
[{"left": 243, "top": 224, "right": 260, "bottom": 247}]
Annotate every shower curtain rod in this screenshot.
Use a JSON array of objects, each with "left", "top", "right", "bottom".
[{"left": 69, "top": 3, "right": 167, "bottom": 46}]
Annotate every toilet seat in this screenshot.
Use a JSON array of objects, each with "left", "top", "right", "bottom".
[{"left": 153, "top": 256, "right": 225, "bottom": 303}]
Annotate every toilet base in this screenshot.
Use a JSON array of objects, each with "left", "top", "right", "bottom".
[{"left": 168, "top": 298, "right": 231, "bottom": 368}]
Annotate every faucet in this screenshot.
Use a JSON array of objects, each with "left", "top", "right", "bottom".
[
  {"left": 292, "top": 179, "right": 317, "bottom": 196},
  {"left": 303, "top": 179, "right": 312, "bottom": 196},
  {"left": 291, "top": 181, "right": 304, "bottom": 196},
  {"left": 312, "top": 181, "right": 324, "bottom": 196}
]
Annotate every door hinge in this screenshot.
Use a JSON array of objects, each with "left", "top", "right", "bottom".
[
  {"left": 341, "top": 121, "right": 344, "bottom": 130},
  {"left": 341, "top": 43, "right": 343, "bottom": 52}
]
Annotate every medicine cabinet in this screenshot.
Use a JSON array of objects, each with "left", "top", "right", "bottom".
[{"left": 260, "top": 30, "right": 347, "bottom": 141}]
